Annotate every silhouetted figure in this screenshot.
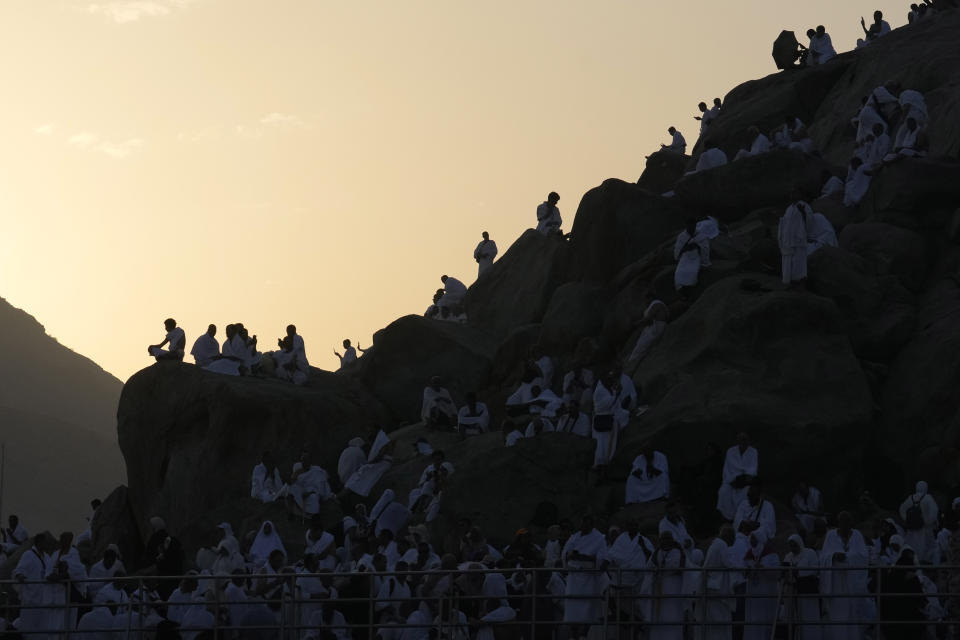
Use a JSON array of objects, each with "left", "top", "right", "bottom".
[
  {"left": 661, "top": 126, "right": 686, "bottom": 154},
  {"left": 536, "top": 192, "right": 562, "bottom": 235},
  {"left": 858, "top": 10, "right": 891, "bottom": 46},
  {"left": 148, "top": 318, "right": 185, "bottom": 361},
  {"left": 473, "top": 231, "right": 498, "bottom": 277},
  {"left": 334, "top": 339, "right": 358, "bottom": 368},
  {"left": 280, "top": 324, "right": 307, "bottom": 363},
  {"left": 808, "top": 25, "right": 836, "bottom": 65},
  {"left": 190, "top": 324, "right": 219, "bottom": 366}
]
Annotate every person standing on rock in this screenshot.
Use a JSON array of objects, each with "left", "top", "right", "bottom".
[
  {"left": 473, "top": 231, "right": 498, "bottom": 277},
  {"left": 695, "top": 101, "right": 718, "bottom": 137},
  {"left": 899, "top": 481, "right": 940, "bottom": 564},
  {"left": 777, "top": 199, "right": 812, "bottom": 289},
  {"left": 148, "top": 318, "right": 186, "bottom": 361},
  {"left": 716, "top": 432, "right": 758, "bottom": 520},
  {"left": 536, "top": 192, "right": 563, "bottom": 235},
  {"left": 661, "top": 127, "right": 686, "bottom": 154}
]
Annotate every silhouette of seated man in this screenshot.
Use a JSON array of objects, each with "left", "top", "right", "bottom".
[{"left": 148, "top": 318, "right": 186, "bottom": 362}]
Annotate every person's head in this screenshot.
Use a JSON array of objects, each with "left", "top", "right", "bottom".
[
  {"left": 286, "top": 324, "right": 296, "bottom": 337},
  {"left": 907, "top": 117, "right": 918, "bottom": 131},
  {"left": 430, "top": 375, "right": 442, "bottom": 390},
  {"left": 667, "top": 126, "right": 677, "bottom": 135},
  {"left": 872, "top": 122, "right": 885, "bottom": 137},
  {"left": 816, "top": 25, "right": 826, "bottom": 36},
  {"left": 280, "top": 335, "right": 293, "bottom": 351},
  {"left": 548, "top": 191, "right": 560, "bottom": 205},
  {"left": 747, "top": 483, "right": 762, "bottom": 505},
  {"left": 482, "top": 231, "right": 489, "bottom": 240},
  {"left": 874, "top": 10, "right": 883, "bottom": 22},
  {"left": 579, "top": 515, "right": 594, "bottom": 535},
  {"left": 225, "top": 323, "right": 236, "bottom": 339},
  {"left": 8, "top": 515, "right": 18, "bottom": 529},
  {"left": 806, "top": 28, "right": 816, "bottom": 38},
  {"left": 342, "top": 339, "right": 351, "bottom": 348},
  {"left": 915, "top": 480, "right": 928, "bottom": 497},
  {"left": 206, "top": 324, "right": 216, "bottom": 337},
  {"left": 685, "top": 218, "right": 697, "bottom": 237},
  {"left": 164, "top": 318, "right": 176, "bottom": 331},
  {"left": 797, "top": 481, "right": 809, "bottom": 497},
  {"left": 747, "top": 125, "right": 759, "bottom": 138},
  {"left": 698, "top": 101, "right": 707, "bottom": 113},
  {"left": 719, "top": 524, "right": 735, "bottom": 545},
  {"left": 466, "top": 391, "right": 477, "bottom": 406},
  {"left": 788, "top": 534, "right": 804, "bottom": 556},
  {"left": 268, "top": 549, "right": 285, "bottom": 571},
  {"left": 440, "top": 274, "right": 449, "bottom": 284},
  {"left": 713, "top": 98, "right": 721, "bottom": 108},
  {"left": 262, "top": 521, "right": 273, "bottom": 536},
  {"left": 736, "top": 432, "right": 750, "bottom": 450},
  {"left": 659, "top": 530, "right": 676, "bottom": 549},
  {"left": 837, "top": 511, "right": 854, "bottom": 536},
  {"left": 103, "top": 545, "right": 119, "bottom": 567}
]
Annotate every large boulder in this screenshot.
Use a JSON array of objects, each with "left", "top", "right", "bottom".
[
  {"left": 538, "top": 283, "right": 608, "bottom": 351},
  {"left": 628, "top": 275, "right": 873, "bottom": 502},
  {"left": 569, "top": 179, "right": 691, "bottom": 282},
  {"left": 359, "top": 315, "right": 498, "bottom": 423},
  {"left": 117, "top": 363, "right": 387, "bottom": 551},
  {"left": 672, "top": 150, "right": 833, "bottom": 220},
  {"left": 637, "top": 150, "right": 688, "bottom": 194},
  {"left": 839, "top": 222, "right": 929, "bottom": 292},
  {"left": 465, "top": 230, "right": 570, "bottom": 338},
  {"left": 860, "top": 158, "right": 960, "bottom": 230},
  {"left": 88, "top": 485, "right": 143, "bottom": 567}
]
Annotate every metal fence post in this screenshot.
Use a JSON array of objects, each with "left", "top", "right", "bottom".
[{"left": 875, "top": 565, "right": 881, "bottom": 640}]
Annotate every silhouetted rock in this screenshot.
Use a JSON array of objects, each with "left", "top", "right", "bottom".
[
  {"left": 839, "top": 223, "right": 928, "bottom": 291},
  {"left": 539, "top": 283, "right": 607, "bottom": 351},
  {"left": 88, "top": 486, "right": 143, "bottom": 567},
  {"left": 861, "top": 158, "right": 960, "bottom": 230},
  {"left": 637, "top": 150, "right": 688, "bottom": 194}
]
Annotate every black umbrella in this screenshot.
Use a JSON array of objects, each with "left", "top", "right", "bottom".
[{"left": 772, "top": 30, "right": 801, "bottom": 70}]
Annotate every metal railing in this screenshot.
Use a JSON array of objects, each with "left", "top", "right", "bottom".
[{"left": 2, "top": 564, "right": 957, "bottom": 638}]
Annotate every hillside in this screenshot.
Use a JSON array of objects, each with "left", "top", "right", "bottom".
[
  {"left": 114, "top": 12, "right": 960, "bottom": 552},
  {"left": 0, "top": 298, "right": 123, "bottom": 532}
]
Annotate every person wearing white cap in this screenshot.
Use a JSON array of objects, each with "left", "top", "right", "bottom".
[{"left": 338, "top": 438, "right": 367, "bottom": 485}]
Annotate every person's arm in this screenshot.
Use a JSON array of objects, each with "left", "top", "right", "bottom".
[
  {"left": 151, "top": 337, "right": 171, "bottom": 350},
  {"left": 860, "top": 17, "right": 869, "bottom": 36},
  {"left": 334, "top": 350, "right": 343, "bottom": 362}
]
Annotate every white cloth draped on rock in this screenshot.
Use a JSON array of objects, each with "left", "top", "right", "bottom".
[
  {"left": 626, "top": 452, "right": 670, "bottom": 504},
  {"left": 338, "top": 443, "right": 367, "bottom": 484},
  {"left": 690, "top": 148, "right": 728, "bottom": 174}
]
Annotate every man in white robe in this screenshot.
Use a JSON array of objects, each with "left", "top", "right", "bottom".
[
  {"left": 885, "top": 117, "right": 928, "bottom": 162},
  {"left": 282, "top": 324, "right": 307, "bottom": 362},
  {"left": 287, "top": 460, "right": 332, "bottom": 515},
  {"left": 626, "top": 449, "right": 670, "bottom": 504},
  {"left": 819, "top": 512, "right": 871, "bottom": 640},
  {"left": 857, "top": 10, "right": 891, "bottom": 46},
  {"left": 562, "top": 516, "right": 608, "bottom": 635},
  {"left": 2, "top": 515, "right": 28, "bottom": 554},
  {"left": 807, "top": 212, "right": 838, "bottom": 255},
  {"left": 899, "top": 89, "right": 928, "bottom": 127},
  {"left": 792, "top": 481, "right": 824, "bottom": 536},
  {"left": 457, "top": 392, "right": 490, "bottom": 435},
  {"left": 88, "top": 545, "right": 125, "bottom": 599},
  {"left": 732, "top": 484, "right": 777, "bottom": 541},
  {"left": 647, "top": 532, "right": 686, "bottom": 640},
  {"left": 658, "top": 502, "right": 694, "bottom": 554},
  {"left": 555, "top": 401, "right": 591, "bottom": 437},
  {"left": 695, "top": 101, "right": 719, "bottom": 138},
  {"left": 743, "top": 532, "right": 780, "bottom": 640},
  {"left": 345, "top": 429, "right": 393, "bottom": 496},
  {"left": 273, "top": 335, "right": 309, "bottom": 385},
  {"left": 606, "top": 520, "right": 655, "bottom": 622},
  {"left": 843, "top": 157, "right": 871, "bottom": 207},
  {"left": 785, "top": 534, "right": 822, "bottom": 640},
  {"left": 421, "top": 377, "right": 457, "bottom": 428},
  {"left": 592, "top": 371, "right": 627, "bottom": 472},
  {"left": 562, "top": 367, "right": 595, "bottom": 407},
  {"left": 899, "top": 481, "right": 939, "bottom": 564},
  {"left": 661, "top": 127, "right": 686, "bottom": 154},
  {"left": 734, "top": 126, "right": 772, "bottom": 161},
  {"left": 439, "top": 274, "right": 468, "bottom": 312},
  {"left": 474, "top": 231, "right": 498, "bottom": 277},
  {"left": 251, "top": 452, "right": 284, "bottom": 503},
  {"left": 337, "top": 437, "right": 367, "bottom": 485},
  {"left": 716, "top": 433, "right": 758, "bottom": 520},
  {"left": 778, "top": 200, "right": 812, "bottom": 286},
  {"left": 699, "top": 526, "right": 736, "bottom": 640},
  {"left": 689, "top": 148, "right": 728, "bottom": 174},
  {"left": 14, "top": 534, "right": 57, "bottom": 639},
  {"left": 536, "top": 192, "right": 563, "bottom": 235},
  {"left": 334, "top": 339, "right": 358, "bottom": 369},
  {"left": 808, "top": 25, "right": 837, "bottom": 64},
  {"left": 190, "top": 324, "right": 219, "bottom": 367},
  {"left": 147, "top": 317, "right": 186, "bottom": 361},
  {"left": 674, "top": 220, "right": 711, "bottom": 291}
]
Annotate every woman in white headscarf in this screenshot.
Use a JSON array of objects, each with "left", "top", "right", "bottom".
[
  {"left": 785, "top": 534, "right": 822, "bottom": 640},
  {"left": 743, "top": 531, "right": 780, "bottom": 640},
  {"left": 249, "top": 520, "right": 286, "bottom": 566},
  {"left": 899, "top": 481, "right": 940, "bottom": 564}
]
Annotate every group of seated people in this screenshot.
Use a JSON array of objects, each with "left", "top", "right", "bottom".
[{"left": 425, "top": 275, "right": 468, "bottom": 323}]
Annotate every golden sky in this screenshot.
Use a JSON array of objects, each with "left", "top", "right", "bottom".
[{"left": 0, "top": 0, "right": 900, "bottom": 382}]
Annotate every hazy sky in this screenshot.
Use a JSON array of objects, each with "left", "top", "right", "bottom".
[{"left": 0, "top": 0, "right": 901, "bottom": 383}]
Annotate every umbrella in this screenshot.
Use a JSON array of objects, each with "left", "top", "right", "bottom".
[{"left": 772, "top": 30, "right": 800, "bottom": 70}]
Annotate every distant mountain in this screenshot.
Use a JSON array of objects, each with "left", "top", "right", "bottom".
[{"left": 0, "top": 297, "right": 123, "bottom": 534}]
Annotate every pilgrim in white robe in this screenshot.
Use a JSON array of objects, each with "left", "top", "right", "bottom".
[
  {"left": 658, "top": 517, "right": 694, "bottom": 552},
  {"left": 647, "top": 548, "right": 686, "bottom": 640},
  {"left": 249, "top": 521, "right": 286, "bottom": 566},
  {"left": 562, "top": 368, "right": 595, "bottom": 406},
  {"left": 853, "top": 103, "right": 886, "bottom": 145},
  {"left": 606, "top": 531, "right": 653, "bottom": 620},
  {"left": 674, "top": 230, "right": 711, "bottom": 289},
  {"left": 88, "top": 557, "right": 125, "bottom": 598},
  {"left": 885, "top": 121, "right": 927, "bottom": 161},
  {"left": 440, "top": 276, "right": 467, "bottom": 309},
  {"left": 474, "top": 239, "right": 498, "bottom": 276},
  {"left": 457, "top": 402, "right": 490, "bottom": 435},
  {"left": 785, "top": 536, "right": 823, "bottom": 640},
  {"left": 536, "top": 202, "right": 563, "bottom": 235},
  {"left": 843, "top": 164, "right": 871, "bottom": 207},
  {"left": 778, "top": 202, "right": 811, "bottom": 284},
  {"left": 792, "top": 486, "right": 824, "bottom": 534},
  {"left": 627, "top": 300, "right": 669, "bottom": 366},
  {"left": 592, "top": 382, "right": 626, "bottom": 466},
  {"left": 743, "top": 540, "right": 780, "bottom": 640},
  {"left": 716, "top": 445, "right": 759, "bottom": 520},
  {"left": 899, "top": 482, "right": 939, "bottom": 564},
  {"left": 819, "top": 528, "right": 871, "bottom": 640},
  {"left": 821, "top": 175, "right": 844, "bottom": 198},
  {"left": 871, "top": 86, "right": 899, "bottom": 121},
  {"left": 735, "top": 134, "right": 772, "bottom": 161},
  {"left": 664, "top": 130, "right": 687, "bottom": 154},
  {"left": 809, "top": 32, "right": 836, "bottom": 64},
  {"left": 77, "top": 606, "right": 121, "bottom": 639},
  {"left": 733, "top": 498, "right": 777, "bottom": 542},
  {"left": 806, "top": 213, "right": 838, "bottom": 255},
  {"left": 421, "top": 385, "right": 456, "bottom": 424},
  {"left": 345, "top": 430, "right": 392, "bottom": 497},
  {"left": 338, "top": 440, "right": 367, "bottom": 485},
  {"left": 149, "top": 326, "right": 186, "bottom": 360},
  {"left": 14, "top": 546, "right": 57, "bottom": 639},
  {"left": 273, "top": 349, "right": 308, "bottom": 385},
  {"left": 561, "top": 529, "right": 608, "bottom": 624},
  {"left": 626, "top": 452, "right": 670, "bottom": 504},
  {"left": 190, "top": 333, "right": 220, "bottom": 367},
  {"left": 288, "top": 465, "right": 332, "bottom": 515},
  {"left": 700, "top": 537, "right": 735, "bottom": 640},
  {"left": 689, "top": 148, "right": 728, "bottom": 174},
  {"left": 251, "top": 463, "right": 284, "bottom": 503},
  {"left": 555, "top": 411, "right": 591, "bottom": 437},
  {"left": 899, "top": 89, "right": 928, "bottom": 127}
]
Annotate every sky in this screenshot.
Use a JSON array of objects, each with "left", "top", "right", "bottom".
[{"left": 0, "top": 0, "right": 903, "bottom": 382}]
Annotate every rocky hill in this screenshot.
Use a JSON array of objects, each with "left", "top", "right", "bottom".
[
  {"left": 0, "top": 298, "right": 123, "bottom": 533},
  {"left": 115, "top": 11, "right": 960, "bottom": 553}
]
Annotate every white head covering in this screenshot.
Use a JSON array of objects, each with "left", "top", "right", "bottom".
[
  {"left": 249, "top": 520, "right": 286, "bottom": 565},
  {"left": 787, "top": 534, "right": 805, "bottom": 549},
  {"left": 914, "top": 481, "right": 929, "bottom": 499},
  {"left": 370, "top": 489, "right": 395, "bottom": 521},
  {"left": 889, "top": 534, "right": 904, "bottom": 551}
]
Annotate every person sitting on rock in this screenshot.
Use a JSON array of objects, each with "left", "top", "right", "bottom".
[
  {"left": 286, "top": 453, "right": 332, "bottom": 516},
  {"left": 772, "top": 116, "right": 805, "bottom": 149},
  {"left": 733, "top": 482, "right": 776, "bottom": 541},
  {"left": 457, "top": 391, "right": 490, "bottom": 436},
  {"left": 858, "top": 10, "right": 891, "bottom": 47},
  {"left": 806, "top": 211, "right": 838, "bottom": 255},
  {"left": 473, "top": 231, "right": 498, "bottom": 277},
  {"left": 884, "top": 116, "right": 929, "bottom": 163},
  {"left": 778, "top": 198, "right": 812, "bottom": 288},
  {"left": 503, "top": 420, "right": 525, "bottom": 447},
  {"left": 734, "top": 126, "right": 772, "bottom": 161},
  {"left": 554, "top": 400, "right": 591, "bottom": 437},
  {"left": 147, "top": 318, "right": 186, "bottom": 361},
  {"left": 792, "top": 480, "right": 824, "bottom": 537},
  {"left": 858, "top": 122, "right": 891, "bottom": 170},
  {"left": 687, "top": 147, "right": 728, "bottom": 174},
  {"left": 251, "top": 451, "right": 285, "bottom": 504},
  {"left": 661, "top": 126, "right": 686, "bottom": 154},
  {"left": 333, "top": 339, "right": 358, "bottom": 369},
  {"left": 626, "top": 446, "right": 670, "bottom": 504},
  {"left": 438, "top": 274, "right": 467, "bottom": 316},
  {"left": 344, "top": 429, "right": 394, "bottom": 497},
  {"left": 189, "top": 324, "right": 219, "bottom": 367},
  {"left": 274, "top": 335, "right": 308, "bottom": 385},
  {"left": 338, "top": 437, "right": 367, "bottom": 485},
  {"left": 673, "top": 219, "right": 711, "bottom": 293},
  {"left": 561, "top": 366, "right": 595, "bottom": 408},
  {"left": 425, "top": 288, "right": 444, "bottom": 319},
  {"left": 280, "top": 324, "right": 307, "bottom": 362},
  {"left": 820, "top": 170, "right": 845, "bottom": 199},
  {"left": 536, "top": 191, "right": 563, "bottom": 235},
  {"left": 843, "top": 156, "right": 871, "bottom": 207},
  {"left": 716, "top": 432, "right": 759, "bottom": 520},
  {"left": 658, "top": 501, "right": 694, "bottom": 554},
  {"left": 807, "top": 25, "right": 836, "bottom": 65},
  {"left": 421, "top": 377, "right": 456, "bottom": 429}
]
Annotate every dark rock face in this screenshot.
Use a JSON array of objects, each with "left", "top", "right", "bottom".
[
  {"left": 861, "top": 159, "right": 960, "bottom": 230},
  {"left": 538, "top": 283, "right": 608, "bottom": 351},
  {"left": 118, "top": 363, "right": 387, "bottom": 550},
  {"left": 637, "top": 150, "right": 688, "bottom": 194},
  {"left": 839, "top": 223, "right": 928, "bottom": 291},
  {"left": 359, "top": 316, "right": 498, "bottom": 423},
  {"left": 89, "top": 486, "right": 143, "bottom": 567}
]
